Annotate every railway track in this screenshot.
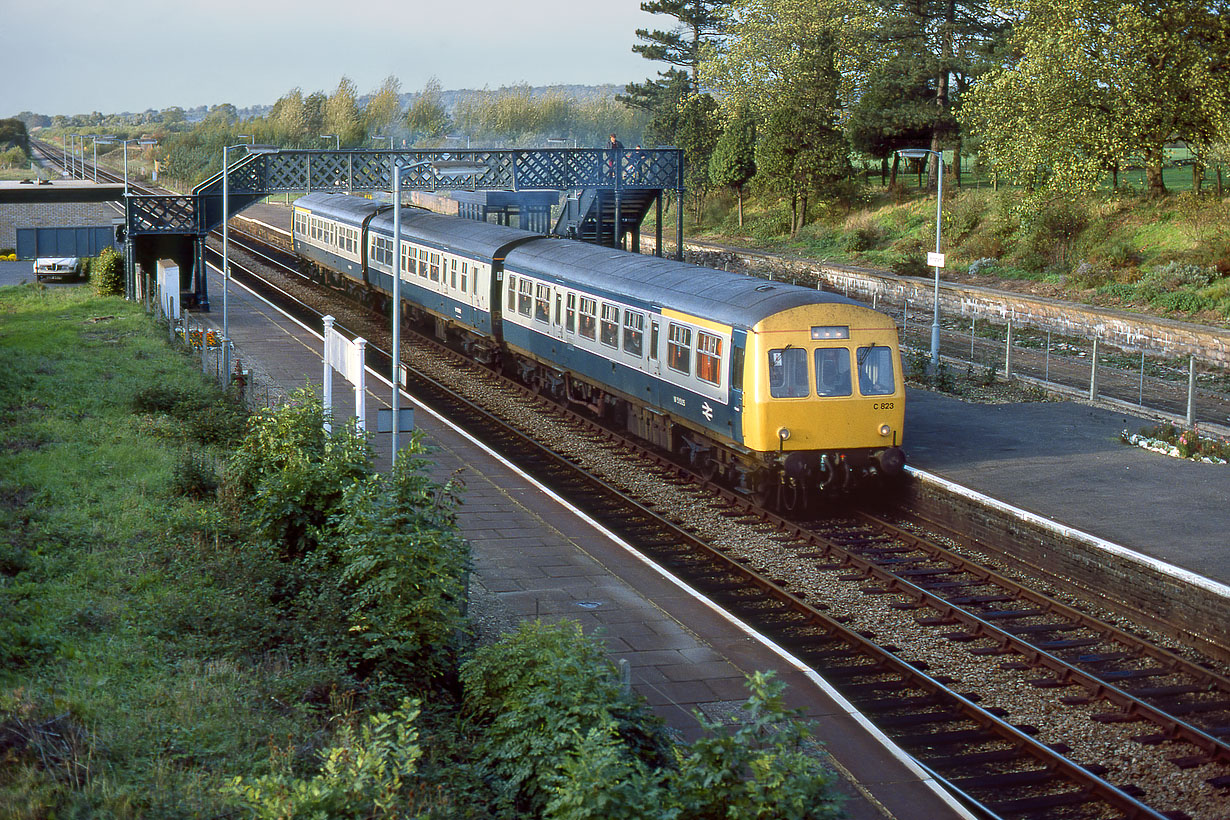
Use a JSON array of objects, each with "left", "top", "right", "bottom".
[{"left": 210, "top": 225, "right": 1228, "bottom": 819}]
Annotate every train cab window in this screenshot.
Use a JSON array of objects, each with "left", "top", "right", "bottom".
[
  {"left": 667, "top": 323, "right": 692, "bottom": 375},
  {"left": 623, "top": 311, "right": 644, "bottom": 357},
  {"left": 815, "top": 348, "right": 852, "bottom": 397},
  {"left": 857, "top": 345, "right": 896, "bottom": 396},
  {"left": 768, "top": 348, "right": 809, "bottom": 398},
  {"left": 697, "top": 331, "right": 722, "bottom": 386},
  {"left": 578, "top": 297, "right": 597, "bottom": 340},
  {"left": 566, "top": 293, "right": 577, "bottom": 334},
  {"left": 518, "top": 278, "right": 533, "bottom": 317},
  {"left": 429, "top": 253, "right": 441, "bottom": 282},
  {"left": 600, "top": 304, "right": 620, "bottom": 348},
  {"left": 731, "top": 346, "right": 745, "bottom": 391},
  {"left": 535, "top": 284, "right": 550, "bottom": 323}
]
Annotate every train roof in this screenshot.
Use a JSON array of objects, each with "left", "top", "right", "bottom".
[
  {"left": 296, "top": 193, "right": 867, "bottom": 328},
  {"left": 296, "top": 192, "right": 538, "bottom": 258},
  {"left": 295, "top": 192, "right": 384, "bottom": 222},
  {"left": 505, "top": 237, "right": 863, "bottom": 329}
]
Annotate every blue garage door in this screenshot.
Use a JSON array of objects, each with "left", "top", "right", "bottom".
[{"left": 16, "top": 226, "right": 118, "bottom": 260}]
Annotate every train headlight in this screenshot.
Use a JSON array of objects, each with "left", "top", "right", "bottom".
[
  {"left": 879, "top": 424, "right": 893, "bottom": 437},
  {"left": 778, "top": 427, "right": 791, "bottom": 441}
]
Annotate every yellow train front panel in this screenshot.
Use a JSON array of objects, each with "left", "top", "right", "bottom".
[{"left": 741, "top": 302, "right": 905, "bottom": 455}]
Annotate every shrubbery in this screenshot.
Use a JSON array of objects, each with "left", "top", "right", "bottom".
[{"left": 89, "top": 247, "right": 123, "bottom": 296}]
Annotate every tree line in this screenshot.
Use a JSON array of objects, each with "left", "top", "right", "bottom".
[{"left": 623, "top": 0, "right": 1228, "bottom": 232}]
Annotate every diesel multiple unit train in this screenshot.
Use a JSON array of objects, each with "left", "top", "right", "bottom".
[{"left": 292, "top": 192, "right": 906, "bottom": 506}]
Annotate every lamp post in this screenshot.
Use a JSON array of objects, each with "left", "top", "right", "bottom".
[
  {"left": 88, "top": 135, "right": 104, "bottom": 183},
  {"left": 321, "top": 134, "right": 339, "bottom": 150},
  {"left": 389, "top": 158, "right": 486, "bottom": 462},
  {"left": 222, "top": 142, "right": 281, "bottom": 379},
  {"left": 896, "top": 148, "right": 944, "bottom": 369}
]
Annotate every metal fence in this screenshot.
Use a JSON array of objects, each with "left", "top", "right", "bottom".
[{"left": 879, "top": 294, "right": 1230, "bottom": 434}]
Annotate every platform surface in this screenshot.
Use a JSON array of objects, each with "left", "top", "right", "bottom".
[{"left": 904, "top": 389, "right": 1229, "bottom": 586}]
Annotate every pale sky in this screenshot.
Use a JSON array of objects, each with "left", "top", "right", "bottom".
[{"left": 2, "top": 0, "right": 663, "bottom": 117}]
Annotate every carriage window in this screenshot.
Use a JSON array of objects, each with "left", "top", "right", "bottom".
[
  {"left": 578, "top": 297, "right": 597, "bottom": 340},
  {"left": 649, "top": 321, "right": 659, "bottom": 361},
  {"left": 566, "top": 293, "right": 577, "bottom": 334},
  {"left": 815, "top": 348, "right": 852, "bottom": 397},
  {"left": 554, "top": 293, "right": 562, "bottom": 325},
  {"left": 731, "top": 345, "right": 745, "bottom": 390},
  {"left": 429, "top": 252, "right": 441, "bottom": 282},
  {"left": 535, "top": 284, "right": 550, "bottom": 323},
  {"left": 460, "top": 262, "right": 468, "bottom": 293},
  {"left": 600, "top": 304, "right": 620, "bottom": 348},
  {"left": 417, "top": 248, "right": 428, "bottom": 277},
  {"left": 518, "top": 278, "right": 533, "bottom": 316},
  {"left": 402, "top": 243, "right": 414, "bottom": 276},
  {"left": 857, "top": 345, "right": 895, "bottom": 396},
  {"left": 697, "top": 331, "right": 722, "bottom": 386},
  {"left": 768, "top": 348, "right": 809, "bottom": 398},
  {"left": 506, "top": 275, "right": 517, "bottom": 308},
  {"left": 450, "top": 258, "right": 458, "bottom": 289},
  {"left": 667, "top": 323, "right": 692, "bottom": 375},
  {"left": 623, "top": 311, "right": 644, "bottom": 357}
]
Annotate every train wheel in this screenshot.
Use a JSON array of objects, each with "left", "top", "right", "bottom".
[
  {"left": 750, "top": 472, "right": 778, "bottom": 509},
  {"left": 697, "top": 452, "right": 720, "bottom": 482},
  {"left": 781, "top": 480, "right": 803, "bottom": 514}
]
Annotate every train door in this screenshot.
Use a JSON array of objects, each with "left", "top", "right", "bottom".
[
  {"left": 646, "top": 314, "right": 663, "bottom": 407},
  {"left": 551, "top": 289, "right": 565, "bottom": 340}
]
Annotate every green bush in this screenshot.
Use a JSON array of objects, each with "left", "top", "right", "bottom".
[
  {"left": 171, "top": 449, "right": 219, "bottom": 498},
  {"left": 322, "top": 441, "right": 471, "bottom": 686},
  {"left": 225, "top": 386, "right": 374, "bottom": 559},
  {"left": 90, "top": 247, "right": 124, "bottom": 296},
  {"left": 186, "top": 399, "right": 249, "bottom": 446},
  {"left": 226, "top": 697, "right": 425, "bottom": 818},
  {"left": 1154, "top": 290, "right": 1213, "bottom": 314},
  {"left": 460, "top": 619, "right": 669, "bottom": 814},
  {"left": 545, "top": 673, "right": 843, "bottom": 820}
]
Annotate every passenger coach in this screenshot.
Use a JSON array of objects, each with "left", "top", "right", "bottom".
[{"left": 292, "top": 192, "right": 906, "bottom": 505}]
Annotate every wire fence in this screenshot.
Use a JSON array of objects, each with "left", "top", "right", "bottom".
[{"left": 878, "top": 294, "right": 1230, "bottom": 435}]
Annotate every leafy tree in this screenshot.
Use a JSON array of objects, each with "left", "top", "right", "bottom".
[
  {"left": 847, "top": 59, "right": 944, "bottom": 186},
  {"left": 269, "top": 87, "right": 308, "bottom": 143},
  {"left": 620, "top": 2, "right": 730, "bottom": 155},
  {"left": 324, "top": 76, "right": 364, "bottom": 147},
  {"left": 405, "top": 76, "right": 452, "bottom": 143},
  {"left": 961, "top": 0, "right": 1230, "bottom": 198},
  {"left": 754, "top": 31, "right": 853, "bottom": 234},
  {"left": 676, "top": 92, "right": 722, "bottom": 220},
  {"left": 364, "top": 74, "right": 403, "bottom": 137},
  {"left": 631, "top": 0, "right": 731, "bottom": 88},
  {"left": 0, "top": 118, "right": 30, "bottom": 153},
  {"left": 709, "top": 105, "right": 757, "bottom": 225},
  {"left": 304, "top": 91, "right": 328, "bottom": 138}
]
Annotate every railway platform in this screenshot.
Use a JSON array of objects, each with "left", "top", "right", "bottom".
[{"left": 196, "top": 262, "right": 973, "bottom": 820}]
